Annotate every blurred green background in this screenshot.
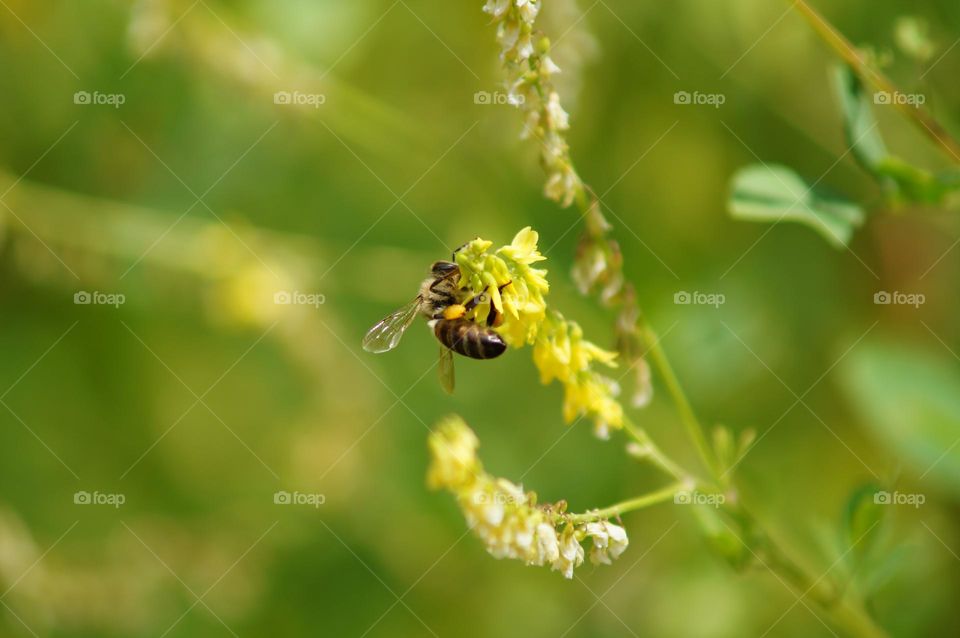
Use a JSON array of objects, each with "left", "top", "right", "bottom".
[{"left": 1, "top": 0, "right": 959, "bottom": 636}]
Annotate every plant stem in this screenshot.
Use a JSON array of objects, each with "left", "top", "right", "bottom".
[
  {"left": 570, "top": 149, "right": 887, "bottom": 638},
  {"left": 760, "top": 537, "right": 889, "bottom": 638},
  {"left": 483, "top": 8, "right": 889, "bottom": 636},
  {"left": 789, "top": 0, "right": 960, "bottom": 163},
  {"left": 568, "top": 189, "right": 720, "bottom": 479},
  {"left": 566, "top": 482, "right": 683, "bottom": 524},
  {"left": 636, "top": 321, "right": 888, "bottom": 636},
  {"left": 568, "top": 109, "right": 886, "bottom": 638},
  {"left": 621, "top": 417, "right": 690, "bottom": 481},
  {"left": 636, "top": 319, "right": 721, "bottom": 479}
]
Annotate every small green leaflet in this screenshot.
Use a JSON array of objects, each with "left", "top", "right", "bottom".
[
  {"left": 841, "top": 482, "right": 885, "bottom": 567},
  {"left": 727, "top": 64, "right": 959, "bottom": 248},
  {"left": 831, "top": 64, "right": 888, "bottom": 175},
  {"left": 729, "top": 164, "right": 865, "bottom": 248},
  {"left": 832, "top": 63, "right": 960, "bottom": 206}
]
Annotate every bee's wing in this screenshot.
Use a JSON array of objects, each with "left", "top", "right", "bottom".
[
  {"left": 438, "top": 345, "right": 455, "bottom": 394},
  {"left": 362, "top": 297, "right": 422, "bottom": 353}
]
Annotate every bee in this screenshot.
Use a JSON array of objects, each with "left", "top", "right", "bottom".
[{"left": 362, "top": 255, "right": 510, "bottom": 394}]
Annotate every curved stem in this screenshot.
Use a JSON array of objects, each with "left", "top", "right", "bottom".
[
  {"left": 565, "top": 482, "right": 683, "bottom": 524},
  {"left": 790, "top": 0, "right": 960, "bottom": 163}
]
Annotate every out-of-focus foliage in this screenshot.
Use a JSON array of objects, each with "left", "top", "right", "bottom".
[
  {"left": 729, "top": 164, "right": 864, "bottom": 247},
  {"left": 728, "top": 63, "right": 960, "bottom": 249},
  {"left": 842, "top": 341, "right": 960, "bottom": 494}
]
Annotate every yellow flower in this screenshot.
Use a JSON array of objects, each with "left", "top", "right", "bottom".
[
  {"left": 426, "top": 417, "right": 480, "bottom": 491},
  {"left": 455, "top": 227, "right": 548, "bottom": 348},
  {"left": 533, "top": 312, "right": 622, "bottom": 436},
  {"left": 458, "top": 228, "right": 623, "bottom": 435}
]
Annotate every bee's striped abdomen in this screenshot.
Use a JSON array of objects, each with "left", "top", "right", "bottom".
[{"left": 434, "top": 318, "right": 506, "bottom": 360}]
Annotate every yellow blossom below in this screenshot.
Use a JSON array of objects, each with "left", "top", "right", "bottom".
[{"left": 427, "top": 416, "right": 628, "bottom": 578}]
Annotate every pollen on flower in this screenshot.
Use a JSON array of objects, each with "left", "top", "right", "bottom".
[
  {"left": 427, "top": 416, "right": 628, "bottom": 578},
  {"left": 456, "top": 228, "right": 623, "bottom": 435},
  {"left": 455, "top": 227, "right": 548, "bottom": 348}
]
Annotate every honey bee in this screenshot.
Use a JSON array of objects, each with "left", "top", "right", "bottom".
[{"left": 362, "top": 256, "right": 510, "bottom": 393}]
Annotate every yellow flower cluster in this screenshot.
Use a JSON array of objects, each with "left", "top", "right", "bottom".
[
  {"left": 427, "top": 416, "right": 628, "bottom": 578},
  {"left": 533, "top": 312, "right": 623, "bottom": 437},
  {"left": 456, "top": 228, "right": 624, "bottom": 436},
  {"left": 455, "top": 226, "right": 548, "bottom": 347}
]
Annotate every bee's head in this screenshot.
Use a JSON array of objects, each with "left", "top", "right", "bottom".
[{"left": 430, "top": 260, "right": 459, "bottom": 277}]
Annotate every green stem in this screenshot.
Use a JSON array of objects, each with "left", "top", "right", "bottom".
[
  {"left": 789, "top": 0, "right": 960, "bottom": 163},
  {"left": 565, "top": 482, "right": 683, "bottom": 524},
  {"left": 621, "top": 416, "right": 689, "bottom": 482},
  {"left": 486, "top": 10, "right": 888, "bottom": 637},
  {"left": 637, "top": 319, "right": 721, "bottom": 479},
  {"left": 569, "top": 188, "right": 719, "bottom": 480},
  {"left": 760, "top": 537, "right": 889, "bottom": 638}
]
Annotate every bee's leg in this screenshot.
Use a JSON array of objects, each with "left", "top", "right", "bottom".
[
  {"left": 462, "top": 291, "right": 487, "bottom": 312},
  {"left": 485, "top": 281, "right": 513, "bottom": 327},
  {"left": 460, "top": 282, "right": 512, "bottom": 326}
]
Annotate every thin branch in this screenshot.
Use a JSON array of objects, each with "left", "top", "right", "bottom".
[
  {"left": 790, "top": 0, "right": 960, "bottom": 163},
  {"left": 566, "top": 482, "right": 683, "bottom": 524}
]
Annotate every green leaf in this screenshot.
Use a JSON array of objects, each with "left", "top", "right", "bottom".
[
  {"left": 729, "top": 164, "right": 865, "bottom": 248},
  {"left": 831, "top": 64, "right": 888, "bottom": 175},
  {"left": 841, "top": 482, "right": 885, "bottom": 567},
  {"left": 831, "top": 63, "right": 960, "bottom": 206},
  {"left": 840, "top": 340, "right": 960, "bottom": 495}
]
